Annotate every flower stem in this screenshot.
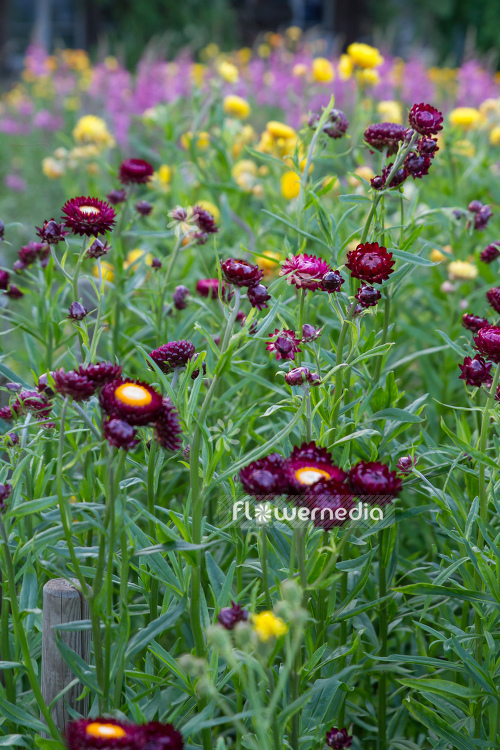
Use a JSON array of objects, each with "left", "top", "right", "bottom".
[
  {"left": 148, "top": 439, "right": 159, "bottom": 624},
  {"left": 331, "top": 302, "right": 357, "bottom": 437},
  {"left": 373, "top": 291, "right": 391, "bottom": 384},
  {"left": 260, "top": 528, "right": 272, "bottom": 609},
  {"left": 378, "top": 529, "right": 388, "bottom": 750}
]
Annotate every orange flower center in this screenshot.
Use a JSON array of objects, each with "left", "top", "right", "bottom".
[
  {"left": 294, "top": 466, "right": 331, "bottom": 485},
  {"left": 115, "top": 383, "right": 152, "bottom": 407},
  {"left": 86, "top": 723, "right": 126, "bottom": 739},
  {"left": 79, "top": 205, "right": 101, "bottom": 215}
]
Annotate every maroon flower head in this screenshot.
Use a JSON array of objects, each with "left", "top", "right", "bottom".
[
  {"left": 286, "top": 441, "right": 347, "bottom": 494},
  {"left": 458, "top": 355, "right": 493, "bottom": 387},
  {"left": 321, "top": 269, "right": 344, "bottom": 293},
  {"left": 6, "top": 432, "right": 19, "bottom": 447},
  {"left": 100, "top": 379, "right": 163, "bottom": 426},
  {"left": 348, "top": 460, "right": 402, "bottom": 504},
  {"left": 364, "top": 122, "right": 407, "bottom": 155},
  {"left": 248, "top": 284, "right": 270, "bottom": 310},
  {"left": 18, "top": 242, "right": 46, "bottom": 266},
  {"left": 462, "top": 313, "right": 489, "bottom": 333},
  {"left": 468, "top": 200, "right": 483, "bottom": 213},
  {"left": 302, "top": 480, "right": 355, "bottom": 529},
  {"left": 397, "top": 454, "right": 417, "bottom": 474},
  {"left": 5, "top": 285, "right": 23, "bottom": 299},
  {"left": 371, "top": 175, "right": 385, "bottom": 190},
  {"left": 107, "top": 188, "right": 127, "bottom": 205},
  {"left": 285, "top": 367, "right": 320, "bottom": 386},
  {"left": 0, "top": 219, "right": 4, "bottom": 240},
  {"left": 86, "top": 238, "right": 111, "bottom": 259},
  {"left": 408, "top": 103, "right": 443, "bottom": 136},
  {"left": 103, "top": 418, "right": 138, "bottom": 451},
  {"left": 0, "top": 270, "right": 10, "bottom": 290},
  {"left": 68, "top": 301, "right": 88, "bottom": 320},
  {"left": 154, "top": 397, "right": 182, "bottom": 451},
  {"left": 346, "top": 242, "right": 394, "bottom": 284},
  {"left": 355, "top": 284, "right": 381, "bottom": 308},
  {"left": 381, "top": 163, "right": 408, "bottom": 189},
  {"left": 302, "top": 323, "right": 322, "bottom": 341},
  {"left": 418, "top": 136, "right": 439, "bottom": 156},
  {"left": 119, "top": 158, "right": 154, "bottom": 185},
  {"left": 481, "top": 243, "right": 500, "bottom": 263},
  {"left": 239, "top": 452, "right": 288, "bottom": 497},
  {"left": 65, "top": 718, "right": 143, "bottom": 750},
  {"left": 0, "top": 483, "right": 12, "bottom": 512},
  {"left": 325, "top": 727, "right": 353, "bottom": 749},
  {"left": 309, "top": 108, "right": 349, "bottom": 138},
  {"left": 280, "top": 253, "right": 330, "bottom": 291},
  {"left": 475, "top": 325, "right": 500, "bottom": 363},
  {"left": 142, "top": 722, "right": 183, "bottom": 750},
  {"left": 196, "top": 278, "right": 223, "bottom": 299},
  {"left": 78, "top": 362, "right": 123, "bottom": 387},
  {"left": 151, "top": 257, "right": 162, "bottom": 269},
  {"left": 173, "top": 285, "right": 189, "bottom": 309},
  {"left": 54, "top": 369, "right": 97, "bottom": 402},
  {"left": 62, "top": 196, "right": 116, "bottom": 237},
  {"left": 136, "top": 200, "right": 153, "bottom": 216},
  {"left": 266, "top": 328, "right": 301, "bottom": 361},
  {"left": 405, "top": 151, "right": 431, "bottom": 179},
  {"left": 150, "top": 340, "right": 196, "bottom": 372},
  {"left": 192, "top": 205, "right": 218, "bottom": 234},
  {"left": 221, "top": 258, "right": 263, "bottom": 288},
  {"left": 35, "top": 219, "right": 68, "bottom": 245},
  {"left": 487, "top": 287, "right": 500, "bottom": 314},
  {"left": 217, "top": 602, "right": 249, "bottom": 630},
  {"left": 474, "top": 205, "right": 493, "bottom": 231},
  {"left": 17, "top": 390, "right": 52, "bottom": 419}
]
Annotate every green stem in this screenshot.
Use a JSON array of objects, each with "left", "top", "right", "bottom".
[
  {"left": 148, "top": 439, "right": 159, "bottom": 624},
  {"left": 260, "top": 529, "right": 272, "bottom": 610},
  {"left": 0, "top": 573, "right": 15, "bottom": 702},
  {"left": 331, "top": 302, "right": 358, "bottom": 436},
  {"left": 378, "top": 529, "right": 388, "bottom": 750},
  {"left": 373, "top": 291, "right": 391, "bottom": 384}
]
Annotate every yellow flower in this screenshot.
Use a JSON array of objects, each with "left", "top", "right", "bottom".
[
  {"left": 449, "top": 107, "right": 482, "bottom": 130},
  {"left": 232, "top": 159, "right": 258, "bottom": 191},
  {"left": 104, "top": 56, "right": 119, "bottom": 71},
  {"left": 356, "top": 69, "right": 380, "bottom": 88},
  {"left": 42, "top": 157, "right": 65, "bottom": 179},
  {"left": 238, "top": 48, "right": 252, "bottom": 65},
  {"left": 452, "top": 139, "right": 475, "bottom": 158},
  {"left": 196, "top": 200, "right": 220, "bottom": 221},
  {"left": 124, "top": 249, "right": 154, "bottom": 270},
  {"left": 448, "top": 260, "right": 478, "bottom": 281},
  {"left": 266, "top": 121, "right": 296, "bottom": 140},
  {"left": 479, "top": 98, "right": 500, "bottom": 117},
  {"left": 223, "top": 95, "right": 251, "bottom": 119},
  {"left": 93, "top": 261, "right": 114, "bottom": 283},
  {"left": 181, "top": 131, "right": 210, "bottom": 151},
  {"left": 347, "top": 42, "right": 383, "bottom": 69},
  {"left": 218, "top": 61, "right": 239, "bottom": 84},
  {"left": 191, "top": 63, "right": 206, "bottom": 87},
  {"left": 347, "top": 165, "right": 375, "bottom": 187},
  {"left": 338, "top": 54, "right": 353, "bottom": 80},
  {"left": 377, "top": 100, "right": 402, "bottom": 124},
  {"left": 73, "top": 115, "right": 115, "bottom": 149},
  {"left": 292, "top": 63, "right": 308, "bottom": 77},
  {"left": 430, "top": 249, "right": 446, "bottom": 263},
  {"left": 64, "top": 96, "right": 81, "bottom": 111},
  {"left": 201, "top": 43, "right": 219, "bottom": 60},
  {"left": 281, "top": 171, "right": 301, "bottom": 200},
  {"left": 232, "top": 124, "right": 257, "bottom": 157},
  {"left": 257, "top": 44, "right": 271, "bottom": 58},
  {"left": 259, "top": 251, "right": 282, "bottom": 278},
  {"left": 490, "top": 125, "right": 500, "bottom": 146},
  {"left": 312, "top": 57, "right": 335, "bottom": 83},
  {"left": 253, "top": 611, "right": 288, "bottom": 642},
  {"left": 286, "top": 26, "right": 302, "bottom": 41}
]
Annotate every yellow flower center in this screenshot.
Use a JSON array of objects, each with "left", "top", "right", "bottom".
[
  {"left": 79, "top": 205, "right": 101, "bottom": 215},
  {"left": 115, "top": 383, "right": 152, "bottom": 407},
  {"left": 86, "top": 723, "right": 126, "bottom": 739},
  {"left": 295, "top": 466, "right": 331, "bottom": 485}
]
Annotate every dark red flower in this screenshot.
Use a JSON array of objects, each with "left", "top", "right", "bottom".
[
  {"left": 405, "top": 151, "right": 431, "bottom": 179},
  {"left": 408, "top": 103, "right": 443, "bottom": 136},
  {"left": 487, "top": 287, "right": 500, "bottom": 314},
  {"left": 266, "top": 329, "right": 301, "bottom": 361},
  {"left": 119, "top": 159, "right": 154, "bottom": 185},
  {"left": 54, "top": 369, "right": 97, "bottom": 402},
  {"left": 302, "top": 323, "right": 322, "bottom": 341},
  {"left": 248, "top": 284, "right": 270, "bottom": 310},
  {"left": 475, "top": 325, "right": 500, "bottom": 363},
  {"left": 0, "top": 270, "right": 10, "bottom": 290},
  {"left": 100, "top": 379, "right": 163, "bottom": 426},
  {"left": 173, "top": 285, "right": 189, "bottom": 309},
  {"left": 474, "top": 205, "right": 493, "bottom": 231},
  {"left": 78, "top": 362, "right": 123, "bottom": 387},
  {"left": 142, "top": 722, "right": 183, "bottom": 750},
  {"left": 196, "top": 278, "right": 223, "bottom": 299},
  {"left": 154, "top": 397, "right": 182, "bottom": 451},
  {"left": 239, "top": 452, "right": 288, "bottom": 497},
  {"left": 35, "top": 219, "right": 68, "bottom": 245},
  {"left": 217, "top": 602, "right": 249, "bottom": 630},
  {"left": 280, "top": 253, "right": 330, "bottom": 291},
  {"left": 5, "top": 285, "right": 23, "bottom": 299},
  {"left": 221, "top": 258, "right": 263, "bottom": 288},
  {"left": 462, "top": 313, "right": 489, "bottom": 333},
  {"left": 346, "top": 242, "right": 394, "bottom": 284},
  {"left": 6, "top": 432, "right": 19, "bottom": 446},
  {"left": 103, "top": 418, "right": 138, "bottom": 451},
  {"left": 86, "top": 238, "right": 111, "bottom": 259},
  {"left": 0, "top": 483, "right": 12, "bottom": 512},
  {"left": 325, "top": 727, "right": 353, "bottom": 749},
  {"left": 150, "top": 340, "right": 196, "bottom": 372},
  {"left": 65, "top": 718, "right": 143, "bottom": 750},
  {"left": 62, "top": 196, "right": 116, "bottom": 237},
  {"left": 192, "top": 205, "right": 218, "bottom": 234},
  {"left": 285, "top": 367, "right": 320, "bottom": 386},
  {"left": 309, "top": 108, "right": 349, "bottom": 138},
  {"left": 302, "top": 480, "right": 355, "bottom": 529},
  {"left": 151, "top": 257, "right": 162, "bottom": 269},
  {"left": 107, "top": 188, "right": 127, "bottom": 205},
  {"left": 355, "top": 284, "right": 381, "bottom": 308},
  {"left": 458, "top": 355, "right": 493, "bottom": 387},
  {"left": 364, "top": 122, "right": 407, "bottom": 155},
  {"left": 68, "top": 301, "right": 88, "bottom": 320},
  {"left": 136, "top": 200, "right": 153, "bottom": 216},
  {"left": 18, "top": 242, "right": 46, "bottom": 266},
  {"left": 397, "top": 454, "right": 417, "bottom": 474},
  {"left": 321, "top": 270, "right": 344, "bottom": 293},
  {"left": 286, "top": 442, "right": 347, "bottom": 493},
  {"left": 417, "top": 136, "right": 439, "bottom": 156},
  {"left": 371, "top": 175, "right": 385, "bottom": 190},
  {"left": 380, "top": 162, "right": 408, "bottom": 189},
  {"left": 348, "top": 461, "right": 402, "bottom": 504},
  {"left": 468, "top": 200, "right": 483, "bottom": 213},
  {"left": 0, "top": 219, "right": 4, "bottom": 240},
  {"left": 481, "top": 243, "right": 500, "bottom": 263}
]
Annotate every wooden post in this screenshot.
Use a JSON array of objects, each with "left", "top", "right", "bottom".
[{"left": 41, "top": 578, "right": 90, "bottom": 730}]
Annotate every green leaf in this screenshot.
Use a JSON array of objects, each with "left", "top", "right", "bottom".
[{"left": 126, "top": 601, "right": 185, "bottom": 660}]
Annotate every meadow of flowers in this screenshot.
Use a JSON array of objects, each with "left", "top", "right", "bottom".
[{"left": 2, "top": 31, "right": 500, "bottom": 750}]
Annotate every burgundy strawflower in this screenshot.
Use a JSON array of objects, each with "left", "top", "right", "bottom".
[
  {"left": 65, "top": 718, "right": 143, "bottom": 750},
  {"left": 100, "top": 379, "right": 163, "bottom": 426},
  {"left": 239, "top": 452, "right": 288, "bottom": 497},
  {"left": 142, "top": 722, "right": 183, "bottom": 750},
  {"left": 302, "top": 480, "right": 355, "bottom": 529},
  {"left": 475, "top": 325, "right": 500, "bottom": 363},
  {"left": 149, "top": 340, "right": 196, "bottom": 372},
  {"left": 13, "top": 260, "right": 27, "bottom": 273},
  {"left": 119, "top": 158, "right": 154, "bottom": 185},
  {"left": 217, "top": 602, "right": 249, "bottom": 630},
  {"left": 405, "top": 151, "right": 431, "bottom": 179},
  {"left": 408, "top": 103, "right": 443, "bottom": 136},
  {"left": 54, "top": 369, "right": 97, "bottom": 402},
  {"left": 62, "top": 196, "right": 116, "bottom": 237},
  {"left": 346, "top": 242, "right": 395, "bottom": 284},
  {"left": 462, "top": 313, "right": 489, "bottom": 333},
  {"left": 458, "top": 355, "right": 493, "bottom": 387},
  {"left": 18, "top": 242, "right": 46, "bottom": 266},
  {"left": 37, "top": 372, "right": 54, "bottom": 395},
  {"left": 309, "top": 108, "right": 349, "bottom": 138},
  {"left": 487, "top": 288, "right": 500, "bottom": 314},
  {"left": 107, "top": 188, "right": 127, "bottom": 205},
  {"left": 0, "top": 483, "right": 11, "bottom": 512},
  {"left": 5, "top": 285, "right": 23, "bottom": 299},
  {"left": 321, "top": 270, "right": 344, "bottom": 293},
  {"left": 348, "top": 461, "right": 402, "bottom": 504},
  {"left": 481, "top": 243, "right": 500, "bottom": 263},
  {"left": 173, "top": 285, "right": 189, "bottom": 309},
  {"left": 468, "top": 200, "right": 483, "bottom": 213},
  {"left": 302, "top": 323, "right": 322, "bottom": 341},
  {"left": 285, "top": 367, "right": 320, "bottom": 386},
  {"left": 136, "top": 200, "right": 153, "bottom": 216},
  {"left": 0, "top": 270, "right": 9, "bottom": 290},
  {"left": 6, "top": 432, "right": 19, "bottom": 446},
  {"left": 192, "top": 205, "right": 218, "bottom": 234},
  {"left": 0, "top": 390, "right": 53, "bottom": 422},
  {"left": 287, "top": 442, "right": 347, "bottom": 494},
  {"left": 103, "top": 418, "right": 138, "bottom": 451},
  {"left": 78, "top": 362, "right": 123, "bottom": 387},
  {"left": 0, "top": 219, "right": 4, "bottom": 240},
  {"left": 381, "top": 162, "right": 408, "bottom": 189},
  {"left": 364, "top": 122, "right": 407, "bottom": 155},
  {"left": 248, "top": 284, "right": 270, "bottom": 310},
  {"left": 266, "top": 328, "right": 301, "bottom": 361},
  {"left": 196, "top": 278, "right": 221, "bottom": 299},
  {"left": 397, "top": 454, "right": 418, "bottom": 474},
  {"left": 35, "top": 219, "right": 68, "bottom": 245},
  {"left": 418, "top": 136, "right": 439, "bottom": 155},
  {"left": 151, "top": 257, "right": 162, "bottom": 269},
  {"left": 221, "top": 258, "right": 263, "bottom": 288},
  {"left": 355, "top": 284, "right": 381, "bottom": 308},
  {"left": 68, "top": 301, "right": 88, "bottom": 320},
  {"left": 86, "top": 238, "right": 111, "bottom": 259},
  {"left": 325, "top": 727, "right": 353, "bottom": 749},
  {"left": 474, "top": 205, "right": 493, "bottom": 230},
  {"left": 154, "top": 397, "right": 182, "bottom": 451},
  {"left": 371, "top": 175, "right": 385, "bottom": 190},
  {"left": 169, "top": 206, "right": 188, "bottom": 223},
  {"left": 280, "top": 253, "right": 330, "bottom": 291}
]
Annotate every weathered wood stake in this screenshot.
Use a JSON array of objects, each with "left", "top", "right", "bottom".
[{"left": 41, "top": 578, "right": 90, "bottom": 730}]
